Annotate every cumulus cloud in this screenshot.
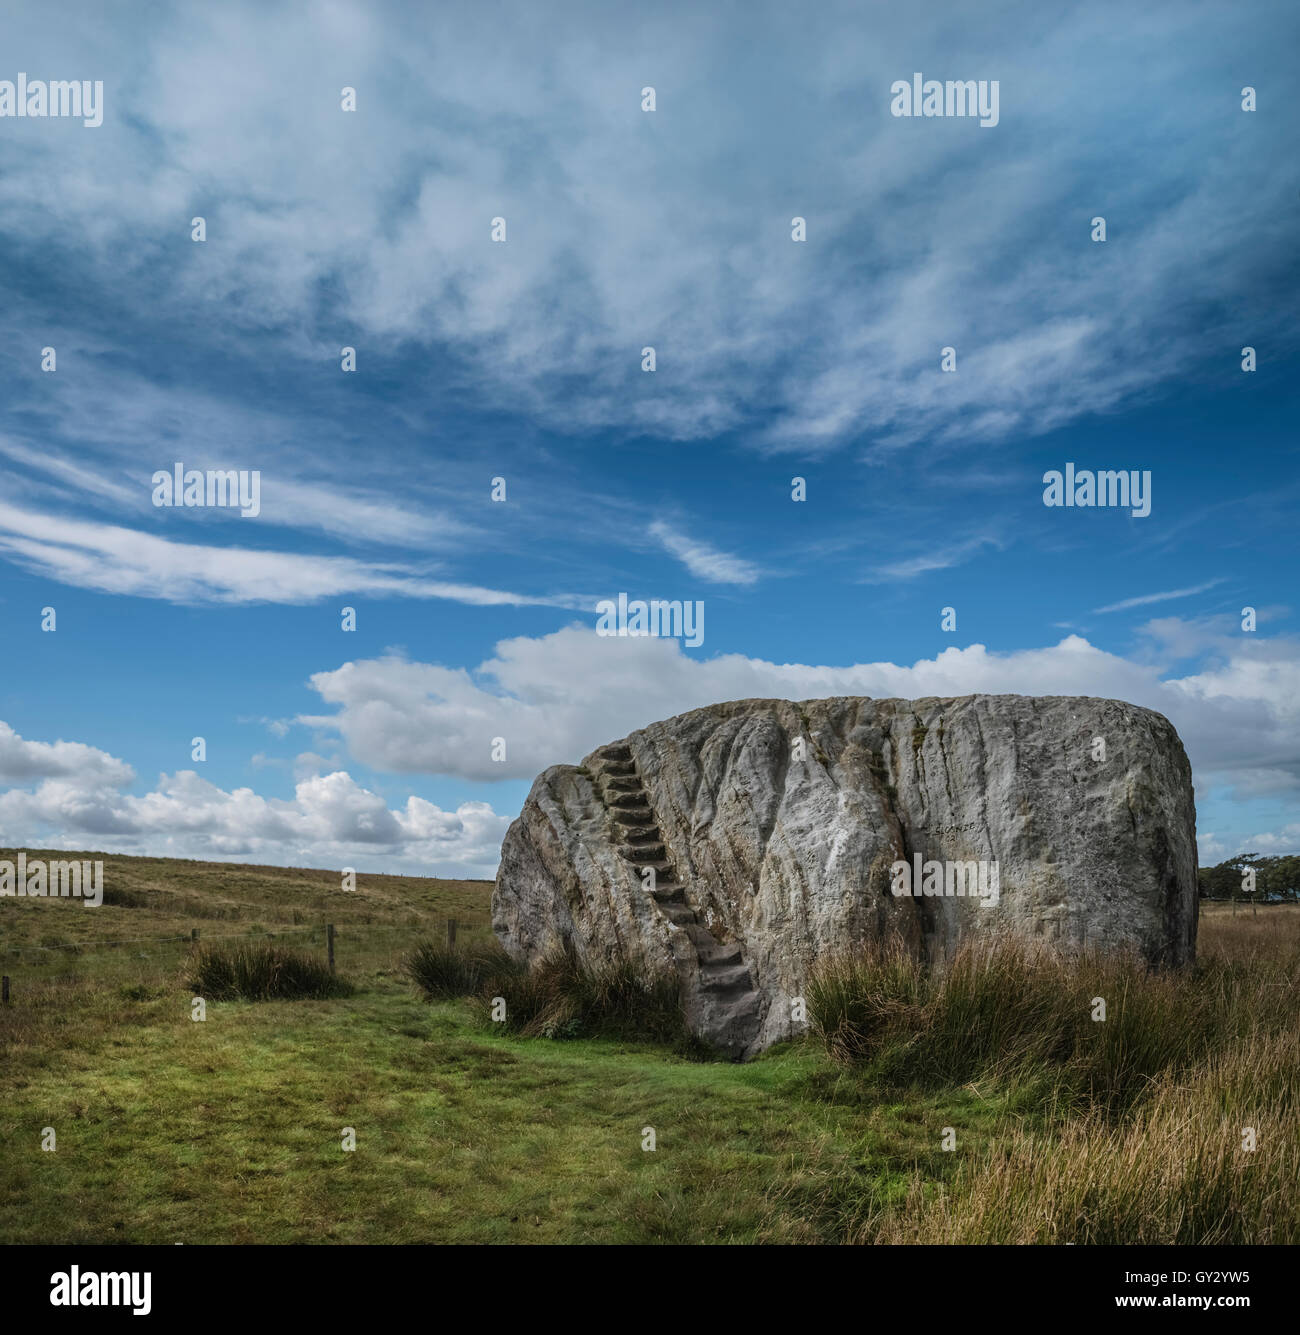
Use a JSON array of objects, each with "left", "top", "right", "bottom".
[
  {"left": 0, "top": 734, "right": 508, "bottom": 877},
  {"left": 302, "top": 624, "right": 1300, "bottom": 811},
  {"left": 1240, "top": 823, "right": 1300, "bottom": 855},
  {"left": 0, "top": 721, "right": 134, "bottom": 787},
  {"left": 5, "top": 622, "right": 1299, "bottom": 869}
]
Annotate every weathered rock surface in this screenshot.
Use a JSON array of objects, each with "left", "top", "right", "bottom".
[{"left": 492, "top": 695, "right": 1198, "bottom": 1056}]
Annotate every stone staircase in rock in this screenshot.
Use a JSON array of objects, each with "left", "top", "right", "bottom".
[{"left": 593, "top": 742, "right": 763, "bottom": 1056}]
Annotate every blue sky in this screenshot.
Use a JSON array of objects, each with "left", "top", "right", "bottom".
[{"left": 0, "top": 0, "right": 1296, "bottom": 876}]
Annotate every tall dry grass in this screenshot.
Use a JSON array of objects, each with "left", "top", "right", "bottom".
[
  {"left": 864, "top": 1028, "right": 1300, "bottom": 1243},
  {"left": 806, "top": 907, "right": 1300, "bottom": 1243},
  {"left": 809, "top": 936, "right": 1228, "bottom": 1111}
]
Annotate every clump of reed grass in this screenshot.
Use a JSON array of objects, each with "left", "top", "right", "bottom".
[
  {"left": 186, "top": 943, "right": 352, "bottom": 1001},
  {"left": 404, "top": 937, "right": 696, "bottom": 1048}
]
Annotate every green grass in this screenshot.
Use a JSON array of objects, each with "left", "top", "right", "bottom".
[
  {"left": 0, "top": 846, "right": 491, "bottom": 942},
  {"left": 2, "top": 852, "right": 1298, "bottom": 1243},
  {"left": 0, "top": 846, "right": 493, "bottom": 990},
  {"left": 0, "top": 854, "right": 997, "bottom": 1243},
  {"left": 0, "top": 975, "right": 1001, "bottom": 1243}
]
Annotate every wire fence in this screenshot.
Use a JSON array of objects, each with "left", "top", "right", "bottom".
[
  {"left": 2, "top": 915, "right": 492, "bottom": 951},
  {"left": 3, "top": 927, "right": 321, "bottom": 952},
  {"left": 0, "top": 915, "right": 494, "bottom": 995}
]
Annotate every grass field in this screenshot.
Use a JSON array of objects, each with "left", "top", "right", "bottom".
[{"left": 2, "top": 852, "right": 1296, "bottom": 1244}]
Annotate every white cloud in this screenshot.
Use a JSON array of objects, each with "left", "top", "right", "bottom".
[
  {"left": 6, "top": 623, "right": 1300, "bottom": 870},
  {"left": 1240, "top": 823, "right": 1300, "bottom": 855},
  {"left": 1196, "top": 832, "right": 1230, "bottom": 864},
  {"left": 0, "top": 745, "right": 508, "bottom": 878},
  {"left": 863, "top": 535, "right": 1002, "bottom": 582},
  {"left": 293, "top": 750, "right": 345, "bottom": 780},
  {"left": 1093, "top": 579, "right": 1226, "bottom": 614},
  {"left": 0, "top": 721, "right": 134, "bottom": 787},
  {"left": 302, "top": 624, "right": 1300, "bottom": 811},
  {"left": 1, "top": 2, "right": 1289, "bottom": 454},
  {"left": 247, "top": 479, "right": 478, "bottom": 551},
  {"left": 0, "top": 430, "right": 470, "bottom": 554},
  {"left": 648, "top": 520, "right": 762, "bottom": 585},
  {"left": 0, "top": 501, "right": 583, "bottom": 608}
]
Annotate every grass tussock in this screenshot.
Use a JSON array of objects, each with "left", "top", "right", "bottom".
[
  {"left": 99, "top": 885, "right": 149, "bottom": 909},
  {"left": 795, "top": 915, "right": 1300, "bottom": 1243},
  {"left": 403, "top": 938, "right": 517, "bottom": 998},
  {"left": 404, "top": 938, "right": 698, "bottom": 1048},
  {"left": 808, "top": 932, "right": 1290, "bottom": 1113},
  {"left": 186, "top": 942, "right": 354, "bottom": 1001}
]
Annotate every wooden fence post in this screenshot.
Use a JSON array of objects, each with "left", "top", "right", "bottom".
[
  {"left": 2, "top": 975, "right": 9, "bottom": 1004},
  {"left": 327, "top": 923, "right": 336, "bottom": 973},
  {"left": 446, "top": 919, "right": 457, "bottom": 950},
  {"left": 191, "top": 928, "right": 200, "bottom": 944}
]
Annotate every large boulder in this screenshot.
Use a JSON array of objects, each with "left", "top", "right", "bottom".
[{"left": 491, "top": 695, "right": 1198, "bottom": 1056}]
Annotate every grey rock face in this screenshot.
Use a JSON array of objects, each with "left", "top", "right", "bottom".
[{"left": 491, "top": 695, "right": 1199, "bottom": 1056}]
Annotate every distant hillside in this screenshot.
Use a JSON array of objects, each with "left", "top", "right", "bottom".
[{"left": 0, "top": 849, "right": 492, "bottom": 958}]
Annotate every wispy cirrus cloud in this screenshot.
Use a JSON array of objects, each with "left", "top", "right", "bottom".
[
  {"left": 1, "top": 1, "right": 1292, "bottom": 460},
  {"left": 862, "top": 535, "right": 1003, "bottom": 583},
  {"left": 0, "top": 502, "right": 584, "bottom": 608},
  {"left": 648, "top": 520, "right": 762, "bottom": 586},
  {"left": 1093, "top": 579, "right": 1227, "bottom": 614}
]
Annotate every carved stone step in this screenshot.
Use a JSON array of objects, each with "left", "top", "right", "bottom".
[
  {"left": 630, "top": 858, "right": 674, "bottom": 874},
  {"left": 629, "top": 870, "right": 679, "bottom": 894},
  {"left": 696, "top": 988, "right": 764, "bottom": 1052},
  {"left": 700, "top": 962, "right": 753, "bottom": 993},
  {"left": 683, "top": 923, "right": 745, "bottom": 967},
  {"left": 661, "top": 902, "right": 697, "bottom": 926},
  {"left": 619, "top": 843, "right": 666, "bottom": 862}
]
